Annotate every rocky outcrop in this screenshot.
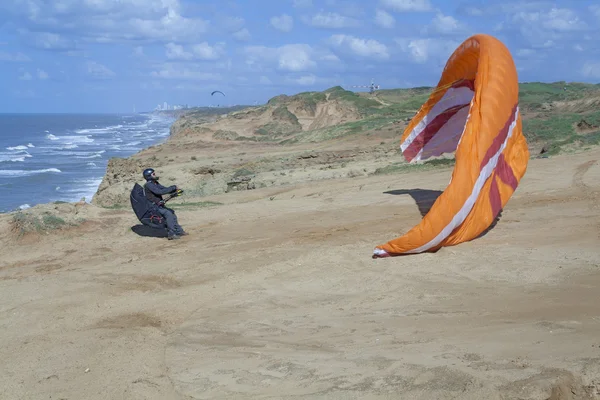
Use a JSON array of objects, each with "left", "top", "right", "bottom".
[
  {"left": 92, "top": 158, "right": 149, "bottom": 207},
  {"left": 91, "top": 86, "right": 390, "bottom": 207},
  {"left": 168, "top": 87, "right": 373, "bottom": 143}
]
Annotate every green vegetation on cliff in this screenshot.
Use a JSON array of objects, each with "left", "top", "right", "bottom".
[
  {"left": 253, "top": 105, "right": 303, "bottom": 139},
  {"left": 92, "top": 81, "right": 600, "bottom": 208},
  {"left": 171, "top": 82, "right": 600, "bottom": 156}
]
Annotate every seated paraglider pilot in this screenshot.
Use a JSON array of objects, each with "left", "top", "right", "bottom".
[{"left": 143, "top": 168, "right": 188, "bottom": 240}]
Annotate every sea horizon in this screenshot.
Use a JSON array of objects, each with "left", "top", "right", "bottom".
[
  {"left": 0, "top": 112, "right": 175, "bottom": 213},
  {"left": 0, "top": 111, "right": 157, "bottom": 116}
]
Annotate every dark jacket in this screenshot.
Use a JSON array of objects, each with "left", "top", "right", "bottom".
[{"left": 144, "top": 180, "right": 177, "bottom": 206}]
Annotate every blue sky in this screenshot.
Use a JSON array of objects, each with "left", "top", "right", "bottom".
[{"left": 1, "top": 0, "right": 599, "bottom": 113}]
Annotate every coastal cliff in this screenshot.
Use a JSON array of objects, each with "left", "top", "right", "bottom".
[
  {"left": 91, "top": 86, "right": 409, "bottom": 208},
  {"left": 91, "top": 82, "right": 600, "bottom": 208}
]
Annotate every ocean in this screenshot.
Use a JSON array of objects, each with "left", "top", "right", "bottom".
[{"left": 0, "top": 113, "right": 174, "bottom": 213}]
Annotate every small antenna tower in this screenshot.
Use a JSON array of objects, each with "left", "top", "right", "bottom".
[{"left": 351, "top": 78, "right": 380, "bottom": 95}]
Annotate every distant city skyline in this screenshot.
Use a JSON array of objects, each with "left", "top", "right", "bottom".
[
  {"left": 1, "top": 0, "right": 599, "bottom": 113},
  {"left": 155, "top": 101, "right": 188, "bottom": 112},
  {"left": 152, "top": 101, "right": 236, "bottom": 113}
]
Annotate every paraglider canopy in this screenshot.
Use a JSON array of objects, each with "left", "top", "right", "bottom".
[
  {"left": 372, "top": 33, "right": 529, "bottom": 258},
  {"left": 211, "top": 90, "right": 225, "bottom": 96}
]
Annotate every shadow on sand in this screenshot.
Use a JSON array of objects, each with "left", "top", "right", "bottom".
[
  {"left": 131, "top": 224, "right": 168, "bottom": 238},
  {"left": 383, "top": 188, "right": 502, "bottom": 239},
  {"left": 383, "top": 188, "right": 443, "bottom": 216},
  {"left": 477, "top": 210, "right": 502, "bottom": 239}
]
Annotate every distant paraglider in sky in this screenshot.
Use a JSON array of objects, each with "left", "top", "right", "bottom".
[
  {"left": 372, "top": 33, "right": 530, "bottom": 258},
  {"left": 210, "top": 90, "right": 226, "bottom": 107}
]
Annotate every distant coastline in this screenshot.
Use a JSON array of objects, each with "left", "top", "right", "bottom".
[
  {"left": 0, "top": 113, "right": 174, "bottom": 213},
  {"left": 150, "top": 105, "right": 256, "bottom": 119}
]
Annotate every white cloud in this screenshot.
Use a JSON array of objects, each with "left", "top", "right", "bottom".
[
  {"left": 132, "top": 46, "right": 144, "bottom": 57},
  {"left": 172, "top": 83, "right": 220, "bottom": 91},
  {"left": 166, "top": 42, "right": 193, "bottom": 60},
  {"left": 295, "top": 74, "right": 316, "bottom": 85},
  {"left": 233, "top": 28, "right": 251, "bottom": 41},
  {"left": 459, "top": 2, "right": 554, "bottom": 17},
  {"left": 512, "top": 8, "right": 587, "bottom": 32},
  {"left": 582, "top": 62, "right": 600, "bottom": 79},
  {"left": 37, "top": 68, "right": 48, "bottom": 79},
  {"left": 328, "top": 34, "right": 389, "bottom": 60},
  {"left": 379, "top": 0, "right": 432, "bottom": 12},
  {"left": 193, "top": 42, "right": 225, "bottom": 60},
  {"left": 462, "top": 6, "right": 484, "bottom": 16},
  {"left": 320, "top": 53, "right": 340, "bottom": 63},
  {"left": 332, "top": 1, "right": 364, "bottom": 18},
  {"left": 244, "top": 44, "right": 317, "bottom": 72},
  {"left": 271, "top": 14, "right": 294, "bottom": 32},
  {"left": 140, "top": 81, "right": 164, "bottom": 90},
  {"left": 279, "top": 47, "right": 316, "bottom": 71},
  {"left": 166, "top": 42, "right": 226, "bottom": 61},
  {"left": 14, "top": 89, "right": 36, "bottom": 98},
  {"left": 5, "top": 0, "right": 210, "bottom": 45},
  {"left": 285, "top": 73, "right": 341, "bottom": 87},
  {"left": 396, "top": 38, "right": 460, "bottom": 63},
  {"left": 19, "top": 71, "right": 32, "bottom": 80},
  {"left": 150, "top": 64, "right": 221, "bottom": 81},
  {"left": 293, "top": 0, "right": 313, "bottom": 7},
  {"left": 304, "top": 12, "right": 360, "bottom": 28},
  {"left": 1, "top": 0, "right": 598, "bottom": 111},
  {"left": 374, "top": 9, "right": 395, "bottom": 28},
  {"left": 86, "top": 61, "right": 115, "bottom": 79},
  {"left": 424, "top": 13, "right": 466, "bottom": 35},
  {"left": 127, "top": 10, "right": 209, "bottom": 42},
  {"left": 79, "top": 0, "right": 180, "bottom": 16},
  {"left": 516, "top": 49, "right": 535, "bottom": 57},
  {"left": 220, "top": 16, "right": 245, "bottom": 32},
  {"left": 23, "top": 31, "right": 75, "bottom": 50},
  {"left": 0, "top": 51, "right": 31, "bottom": 62},
  {"left": 484, "top": 6, "right": 591, "bottom": 49},
  {"left": 407, "top": 40, "right": 429, "bottom": 63}
]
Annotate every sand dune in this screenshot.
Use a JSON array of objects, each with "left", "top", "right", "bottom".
[{"left": 1, "top": 146, "right": 599, "bottom": 399}]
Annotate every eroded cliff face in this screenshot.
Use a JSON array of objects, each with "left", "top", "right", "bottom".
[
  {"left": 93, "top": 158, "right": 150, "bottom": 207},
  {"left": 91, "top": 87, "right": 389, "bottom": 207},
  {"left": 170, "top": 86, "right": 377, "bottom": 140}
]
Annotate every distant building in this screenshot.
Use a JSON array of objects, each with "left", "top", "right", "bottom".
[{"left": 153, "top": 102, "right": 191, "bottom": 112}]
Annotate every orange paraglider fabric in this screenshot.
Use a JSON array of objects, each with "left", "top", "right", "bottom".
[{"left": 373, "top": 34, "right": 529, "bottom": 258}]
